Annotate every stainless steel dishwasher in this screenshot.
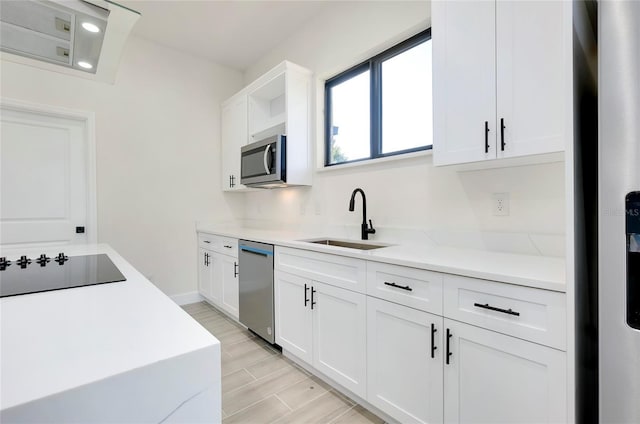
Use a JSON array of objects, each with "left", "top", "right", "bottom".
[{"left": 238, "top": 239, "right": 275, "bottom": 343}]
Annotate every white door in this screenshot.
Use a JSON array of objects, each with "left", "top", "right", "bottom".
[
  {"left": 221, "top": 93, "right": 247, "bottom": 191},
  {"left": 312, "top": 281, "right": 367, "bottom": 399},
  {"left": 496, "top": 0, "right": 567, "bottom": 158},
  {"left": 0, "top": 101, "right": 95, "bottom": 246},
  {"left": 367, "top": 297, "right": 443, "bottom": 424},
  {"left": 220, "top": 254, "right": 239, "bottom": 319},
  {"left": 432, "top": 0, "right": 496, "bottom": 166},
  {"left": 274, "top": 270, "right": 312, "bottom": 363},
  {"left": 443, "top": 319, "right": 566, "bottom": 423}
]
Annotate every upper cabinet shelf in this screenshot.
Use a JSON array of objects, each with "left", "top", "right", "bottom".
[
  {"left": 248, "top": 72, "right": 286, "bottom": 139},
  {"left": 432, "top": 0, "right": 571, "bottom": 166},
  {"left": 247, "top": 61, "right": 312, "bottom": 144}
]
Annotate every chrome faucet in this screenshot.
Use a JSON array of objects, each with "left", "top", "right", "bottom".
[{"left": 349, "top": 188, "right": 376, "bottom": 240}]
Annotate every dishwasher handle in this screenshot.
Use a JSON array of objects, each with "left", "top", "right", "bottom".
[{"left": 239, "top": 245, "right": 273, "bottom": 257}]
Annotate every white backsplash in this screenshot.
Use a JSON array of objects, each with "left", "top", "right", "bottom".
[{"left": 235, "top": 157, "right": 566, "bottom": 258}]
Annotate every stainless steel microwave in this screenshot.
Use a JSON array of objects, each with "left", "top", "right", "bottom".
[{"left": 240, "top": 135, "right": 286, "bottom": 187}]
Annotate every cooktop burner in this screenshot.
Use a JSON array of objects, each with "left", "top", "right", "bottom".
[{"left": 0, "top": 253, "right": 126, "bottom": 298}]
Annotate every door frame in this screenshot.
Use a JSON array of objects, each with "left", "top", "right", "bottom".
[{"left": 1, "top": 97, "right": 98, "bottom": 244}]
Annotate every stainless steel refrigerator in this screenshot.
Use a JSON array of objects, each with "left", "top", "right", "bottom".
[{"left": 599, "top": 1, "right": 640, "bottom": 422}]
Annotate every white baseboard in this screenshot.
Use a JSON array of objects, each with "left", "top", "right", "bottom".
[{"left": 170, "top": 291, "right": 204, "bottom": 306}]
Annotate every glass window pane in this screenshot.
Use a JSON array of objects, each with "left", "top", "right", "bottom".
[
  {"left": 328, "top": 70, "right": 370, "bottom": 164},
  {"left": 381, "top": 40, "right": 432, "bottom": 154}
]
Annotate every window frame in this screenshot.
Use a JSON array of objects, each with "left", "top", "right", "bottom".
[{"left": 324, "top": 28, "right": 432, "bottom": 167}]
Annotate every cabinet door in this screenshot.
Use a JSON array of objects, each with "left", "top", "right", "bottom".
[
  {"left": 220, "top": 254, "right": 239, "bottom": 319},
  {"left": 274, "top": 271, "right": 312, "bottom": 364},
  {"left": 208, "top": 251, "right": 223, "bottom": 307},
  {"left": 443, "top": 319, "right": 566, "bottom": 423},
  {"left": 496, "top": 0, "right": 567, "bottom": 158},
  {"left": 312, "top": 281, "right": 367, "bottom": 398},
  {"left": 367, "top": 297, "right": 443, "bottom": 424},
  {"left": 198, "top": 248, "right": 212, "bottom": 299},
  {"left": 221, "top": 93, "right": 247, "bottom": 191},
  {"left": 433, "top": 0, "right": 497, "bottom": 166}
]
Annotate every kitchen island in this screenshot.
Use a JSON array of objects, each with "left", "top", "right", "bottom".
[{"left": 0, "top": 244, "right": 221, "bottom": 423}]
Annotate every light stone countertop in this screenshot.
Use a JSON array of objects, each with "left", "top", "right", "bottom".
[
  {"left": 197, "top": 223, "right": 566, "bottom": 292},
  {"left": 0, "top": 244, "right": 220, "bottom": 422}
]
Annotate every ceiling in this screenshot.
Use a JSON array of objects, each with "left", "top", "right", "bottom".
[{"left": 117, "top": 0, "right": 331, "bottom": 71}]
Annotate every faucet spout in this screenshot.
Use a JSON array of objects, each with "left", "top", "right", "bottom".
[{"left": 348, "top": 188, "right": 376, "bottom": 240}]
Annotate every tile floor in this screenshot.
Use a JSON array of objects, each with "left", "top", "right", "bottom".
[{"left": 182, "top": 301, "right": 384, "bottom": 424}]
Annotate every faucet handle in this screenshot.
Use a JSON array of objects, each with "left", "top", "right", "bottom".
[{"left": 368, "top": 219, "right": 376, "bottom": 234}]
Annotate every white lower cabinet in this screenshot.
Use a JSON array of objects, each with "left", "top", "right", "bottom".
[
  {"left": 197, "top": 235, "right": 239, "bottom": 319},
  {"left": 274, "top": 270, "right": 367, "bottom": 398},
  {"left": 367, "top": 297, "right": 444, "bottom": 424},
  {"left": 443, "top": 318, "right": 567, "bottom": 424},
  {"left": 198, "top": 248, "right": 210, "bottom": 297},
  {"left": 312, "top": 280, "right": 367, "bottom": 397},
  {"left": 274, "top": 271, "right": 313, "bottom": 363},
  {"left": 198, "top": 247, "right": 221, "bottom": 305},
  {"left": 220, "top": 254, "right": 239, "bottom": 319},
  {"left": 270, "top": 247, "right": 568, "bottom": 424}
]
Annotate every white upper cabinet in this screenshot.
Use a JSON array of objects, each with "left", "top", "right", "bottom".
[
  {"left": 221, "top": 91, "right": 248, "bottom": 191},
  {"left": 220, "top": 60, "right": 312, "bottom": 191},
  {"left": 495, "top": 0, "right": 567, "bottom": 159},
  {"left": 433, "top": 0, "right": 569, "bottom": 166},
  {"left": 247, "top": 61, "right": 313, "bottom": 187},
  {"left": 433, "top": 0, "right": 497, "bottom": 165}
]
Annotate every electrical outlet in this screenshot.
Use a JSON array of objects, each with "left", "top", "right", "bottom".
[{"left": 492, "top": 193, "right": 510, "bottom": 216}]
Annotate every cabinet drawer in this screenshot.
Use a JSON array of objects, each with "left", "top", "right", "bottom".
[
  {"left": 198, "top": 233, "right": 238, "bottom": 256},
  {"left": 275, "top": 247, "right": 366, "bottom": 293},
  {"left": 198, "top": 233, "right": 218, "bottom": 250},
  {"left": 367, "top": 261, "right": 443, "bottom": 315},
  {"left": 219, "top": 237, "right": 238, "bottom": 256},
  {"left": 443, "top": 275, "right": 566, "bottom": 350}
]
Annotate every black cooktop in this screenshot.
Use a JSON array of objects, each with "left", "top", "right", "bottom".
[{"left": 0, "top": 253, "right": 126, "bottom": 298}]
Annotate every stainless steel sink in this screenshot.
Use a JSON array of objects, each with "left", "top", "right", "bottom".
[{"left": 301, "top": 238, "right": 389, "bottom": 250}]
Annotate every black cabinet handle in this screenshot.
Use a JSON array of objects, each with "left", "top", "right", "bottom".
[
  {"left": 224, "top": 245, "right": 233, "bottom": 249},
  {"left": 484, "top": 121, "right": 490, "bottom": 153},
  {"left": 203, "top": 240, "right": 211, "bottom": 244},
  {"left": 446, "top": 328, "right": 452, "bottom": 365},
  {"left": 474, "top": 302, "right": 520, "bottom": 316},
  {"left": 384, "top": 281, "right": 413, "bottom": 292},
  {"left": 304, "top": 283, "right": 309, "bottom": 307},
  {"left": 431, "top": 323, "right": 437, "bottom": 359},
  {"left": 311, "top": 287, "right": 317, "bottom": 310},
  {"left": 204, "top": 252, "right": 209, "bottom": 266},
  {"left": 234, "top": 262, "right": 238, "bottom": 278},
  {"left": 500, "top": 118, "right": 506, "bottom": 151}
]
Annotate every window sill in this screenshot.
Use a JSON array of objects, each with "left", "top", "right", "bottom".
[{"left": 317, "top": 149, "right": 431, "bottom": 173}]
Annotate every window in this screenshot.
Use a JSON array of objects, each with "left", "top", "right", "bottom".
[{"left": 325, "top": 29, "right": 432, "bottom": 166}]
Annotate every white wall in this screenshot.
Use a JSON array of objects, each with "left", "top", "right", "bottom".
[
  {"left": 1, "top": 36, "right": 244, "bottom": 296},
  {"left": 242, "top": 1, "right": 565, "bottom": 253}
]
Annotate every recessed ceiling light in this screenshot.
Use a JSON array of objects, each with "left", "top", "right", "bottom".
[
  {"left": 81, "top": 22, "right": 100, "bottom": 33},
  {"left": 77, "top": 61, "right": 93, "bottom": 69}
]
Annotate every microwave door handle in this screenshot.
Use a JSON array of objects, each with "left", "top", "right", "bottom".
[{"left": 263, "top": 144, "right": 272, "bottom": 175}]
